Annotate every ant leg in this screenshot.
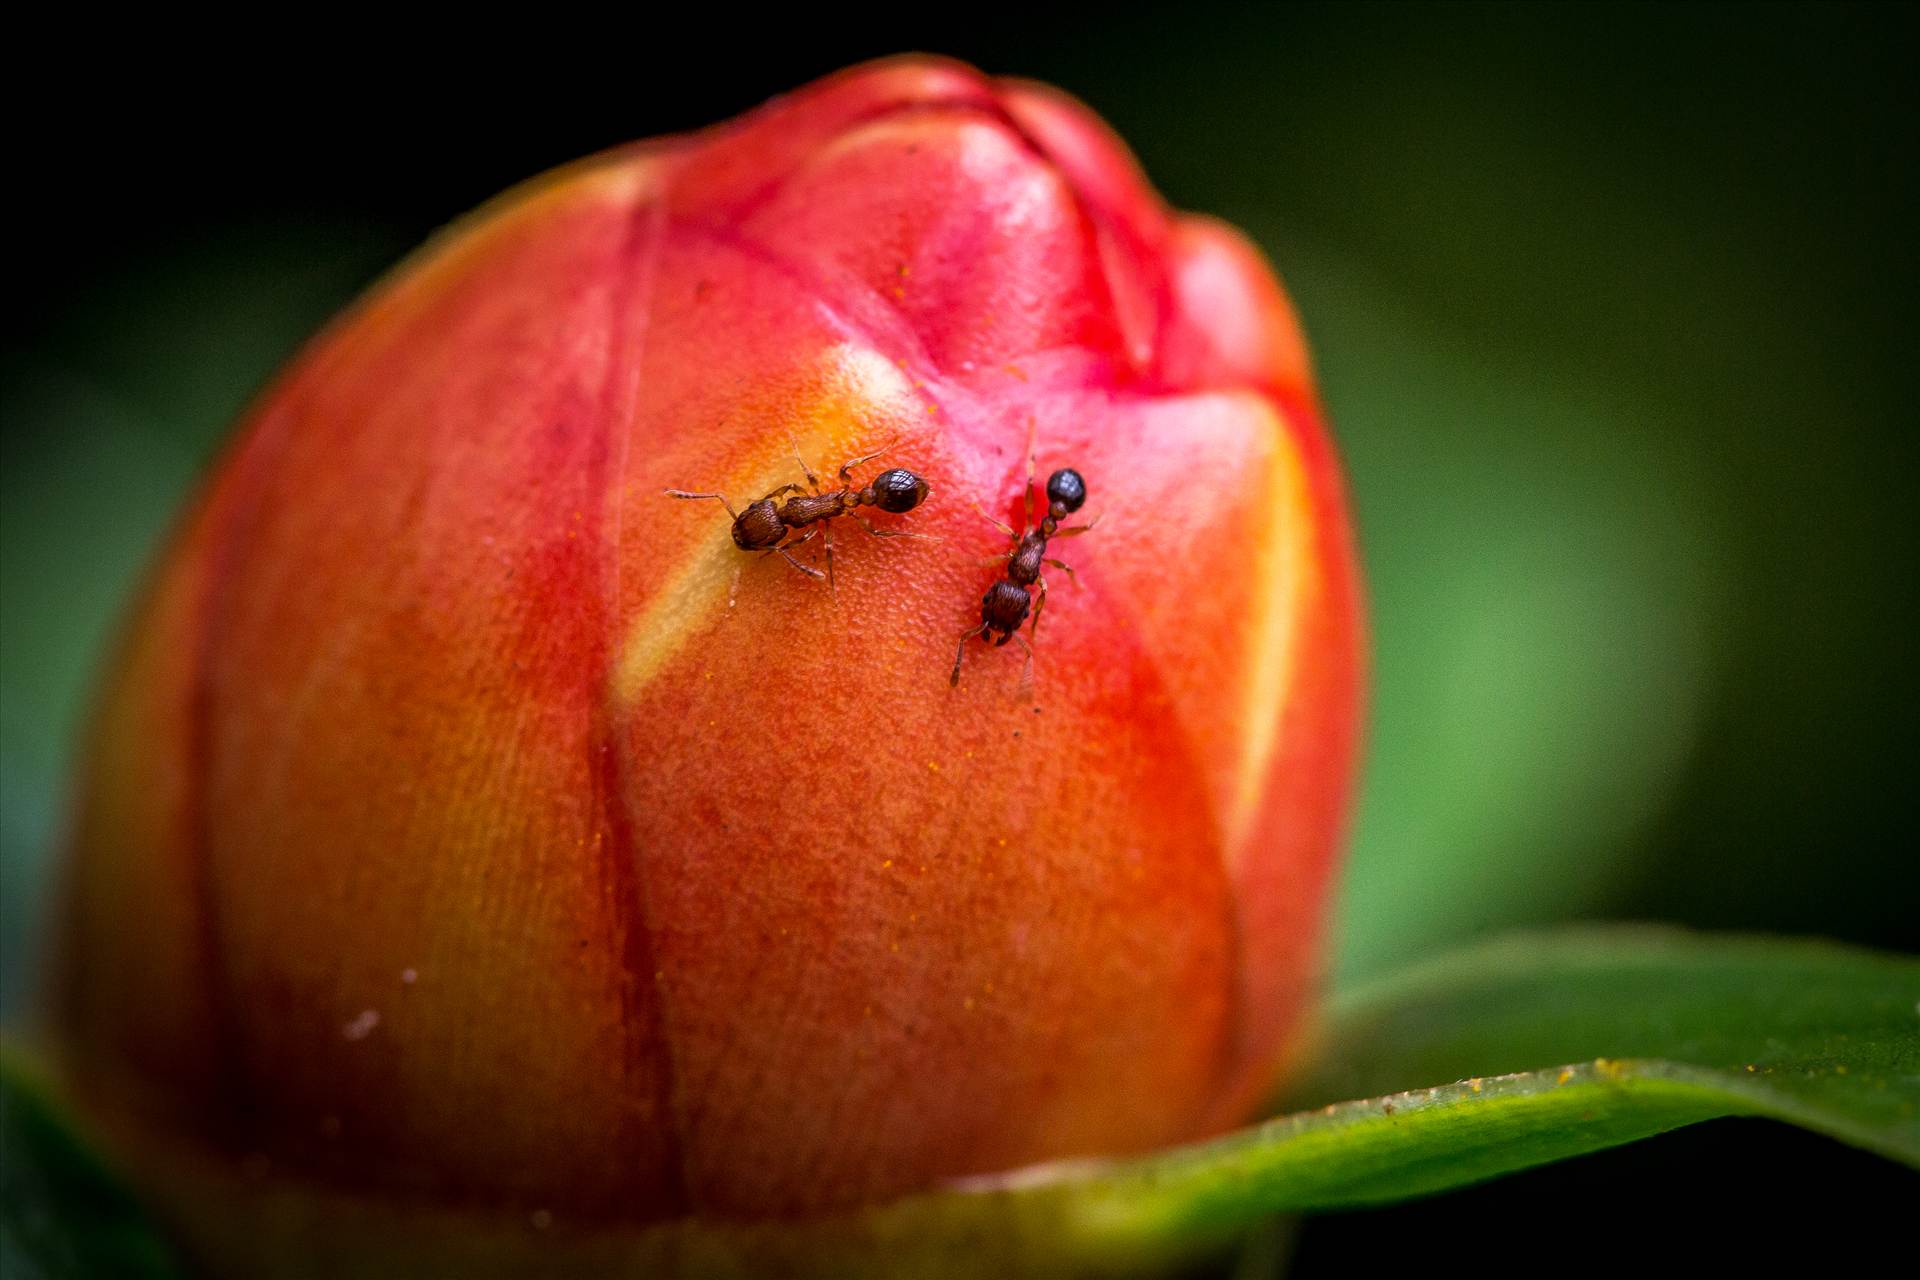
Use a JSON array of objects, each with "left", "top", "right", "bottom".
[
  {"left": 976, "top": 551, "right": 1014, "bottom": 567},
  {"left": 664, "top": 490, "right": 741, "bottom": 518},
  {"left": 786, "top": 435, "right": 822, "bottom": 492},
  {"left": 950, "top": 624, "right": 987, "bottom": 687},
  {"left": 1021, "top": 415, "right": 1039, "bottom": 531},
  {"left": 1054, "top": 512, "right": 1103, "bottom": 537},
  {"left": 763, "top": 527, "right": 825, "bottom": 580},
  {"left": 1009, "top": 630, "right": 1036, "bottom": 698},
  {"left": 970, "top": 501, "right": 1017, "bottom": 540},
  {"left": 836, "top": 438, "right": 896, "bottom": 484},
  {"left": 757, "top": 482, "right": 808, "bottom": 503},
  {"left": 855, "top": 515, "right": 938, "bottom": 541},
  {"left": 1043, "top": 557, "right": 1078, "bottom": 584},
  {"left": 1030, "top": 573, "right": 1049, "bottom": 641},
  {"left": 823, "top": 523, "right": 837, "bottom": 593},
  {"left": 778, "top": 548, "right": 825, "bottom": 579}
]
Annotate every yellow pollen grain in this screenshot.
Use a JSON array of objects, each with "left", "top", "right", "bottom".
[
  {"left": 1469, "top": 1079, "right": 1483, "bottom": 1094},
  {"left": 1556, "top": 1068, "right": 1574, "bottom": 1085}
]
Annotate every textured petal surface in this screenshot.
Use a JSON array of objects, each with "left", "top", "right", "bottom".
[{"left": 51, "top": 56, "right": 1364, "bottom": 1228}]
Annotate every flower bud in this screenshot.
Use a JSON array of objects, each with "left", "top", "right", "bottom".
[{"left": 49, "top": 56, "right": 1363, "bottom": 1262}]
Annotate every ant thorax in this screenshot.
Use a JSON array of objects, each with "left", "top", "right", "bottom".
[
  {"left": 1009, "top": 531, "right": 1048, "bottom": 586},
  {"left": 776, "top": 491, "right": 850, "bottom": 526}
]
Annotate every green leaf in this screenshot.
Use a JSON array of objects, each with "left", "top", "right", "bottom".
[
  {"left": 4, "top": 928, "right": 1915, "bottom": 1278},
  {"left": 1287, "top": 925, "right": 1920, "bottom": 1166},
  {"left": 0, "top": 1047, "right": 184, "bottom": 1280},
  {"left": 734, "top": 926, "right": 1920, "bottom": 1272}
]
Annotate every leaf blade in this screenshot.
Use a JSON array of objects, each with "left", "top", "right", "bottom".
[
  {"left": 0, "top": 1046, "right": 185, "bottom": 1280},
  {"left": 1290, "top": 925, "right": 1920, "bottom": 1164},
  {"left": 4, "top": 928, "right": 1915, "bottom": 1278}
]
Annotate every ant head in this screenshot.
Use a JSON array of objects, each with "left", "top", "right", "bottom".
[
  {"left": 1045, "top": 468, "right": 1087, "bottom": 514},
  {"left": 982, "top": 579, "right": 1031, "bottom": 634},
  {"left": 870, "top": 468, "right": 931, "bottom": 514},
  {"left": 730, "top": 499, "right": 787, "bottom": 550}
]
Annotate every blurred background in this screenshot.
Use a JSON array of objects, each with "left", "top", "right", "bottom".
[{"left": 5, "top": 0, "right": 1914, "bottom": 1269}]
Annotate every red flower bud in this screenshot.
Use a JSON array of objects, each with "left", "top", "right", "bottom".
[{"left": 50, "top": 55, "right": 1363, "bottom": 1255}]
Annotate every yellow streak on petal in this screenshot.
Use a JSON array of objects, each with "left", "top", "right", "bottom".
[
  {"left": 613, "top": 531, "right": 743, "bottom": 707},
  {"left": 1225, "top": 404, "right": 1320, "bottom": 860},
  {"left": 614, "top": 345, "right": 922, "bottom": 705}
]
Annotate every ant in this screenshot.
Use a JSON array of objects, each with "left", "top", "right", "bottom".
[
  {"left": 950, "top": 429, "right": 1096, "bottom": 688},
  {"left": 665, "top": 441, "right": 933, "bottom": 588}
]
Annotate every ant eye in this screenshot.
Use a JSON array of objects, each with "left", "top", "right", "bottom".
[
  {"left": 1046, "top": 468, "right": 1087, "bottom": 513},
  {"left": 873, "top": 468, "right": 930, "bottom": 513}
]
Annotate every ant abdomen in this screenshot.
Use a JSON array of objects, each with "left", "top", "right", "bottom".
[
  {"left": 1045, "top": 468, "right": 1087, "bottom": 514},
  {"left": 870, "top": 468, "right": 932, "bottom": 514}
]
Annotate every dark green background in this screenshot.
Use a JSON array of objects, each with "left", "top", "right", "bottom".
[{"left": 5, "top": 1, "right": 1915, "bottom": 1269}]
